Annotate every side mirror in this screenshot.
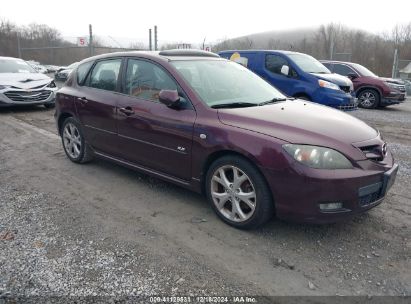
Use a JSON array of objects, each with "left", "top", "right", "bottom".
[
  {"left": 347, "top": 73, "right": 358, "bottom": 80},
  {"left": 159, "top": 90, "right": 180, "bottom": 108},
  {"left": 280, "top": 65, "right": 290, "bottom": 76}
]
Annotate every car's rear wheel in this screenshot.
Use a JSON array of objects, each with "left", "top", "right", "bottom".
[
  {"left": 61, "top": 117, "right": 93, "bottom": 163},
  {"left": 206, "top": 155, "right": 274, "bottom": 229},
  {"left": 358, "top": 89, "right": 380, "bottom": 109}
]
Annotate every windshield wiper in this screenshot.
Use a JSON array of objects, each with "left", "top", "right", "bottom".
[
  {"left": 211, "top": 102, "right": 257, "bottom": 109},
  {"left": 258, "top": 97, "right": 287, "bottom": 106}
]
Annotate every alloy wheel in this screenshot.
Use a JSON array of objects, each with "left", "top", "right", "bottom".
[
  {"left": 63, "top": 123, "right": 82, "bottom": 159},
  {"left": 211, "top": 165, "right": 257, "bottom": 222},
  {"left": 359, "top": 91, "right": 376, "bottom": 108}
]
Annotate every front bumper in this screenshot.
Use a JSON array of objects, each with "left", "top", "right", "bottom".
[
  {"left": 381, "top": 92, "right": 406, "bottom": 105},
  {"left": 0, "top": 88, "right": 57, "bottom": 107},
  {"left": 262, "top": 152, "right": 398, "bottom": 224},
  {"left": 313, "top": 89, "right": 358, "bottom": 111}
]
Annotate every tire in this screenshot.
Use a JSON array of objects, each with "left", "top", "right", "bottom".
[
  {"left": 205, "top": 155, "right": 274, "bottom": 230},
  {"left": 44, "top": 102, "right": 55, "bottom": 109},
  {"left": 358, "top": 89, "right": 380, "bottom": 109},
  {"left": 61, "top": 117, "right": 93, "bottom": 163}
]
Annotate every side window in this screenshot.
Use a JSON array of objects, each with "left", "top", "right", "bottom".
[
  {"left": 289, "top": 68, "right": 298, "bottom": 78},
  {"left": 322, "top": 62, "right": 332, "bottom": 70},
  {"left": 265, "top": 54, "right": 289, "bottom": 75},
  {"left": 125, "top": 59, "right": 177, "bottom": 102},
  {"left": 333, "top": 64, "right": 355, "bottom": 77},
  {"left": 87, "top": 59, "right": 121, "bottom": 92},
  {"left": 77, "top": 61, "right": 93, "bottom": 86}
]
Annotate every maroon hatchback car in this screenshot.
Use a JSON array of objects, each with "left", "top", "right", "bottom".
[{"left": 55, "top": 50, "right": 398, "bottom": 229}]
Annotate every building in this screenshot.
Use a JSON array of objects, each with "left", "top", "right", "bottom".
[{"left": 399, "top": 62, "right": 411, "bottom": 80}]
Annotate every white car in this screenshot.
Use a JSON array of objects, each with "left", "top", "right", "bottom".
[
  {"left": 0, "top": 57, "right": 58, "bottom": 108},
  {"left": 54, "top": 62, "right": 79, "bottom": 81}
]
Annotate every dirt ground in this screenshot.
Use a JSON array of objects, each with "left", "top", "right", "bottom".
[{"left": 0, "top": 98, "right": 410, "bottom": 299}]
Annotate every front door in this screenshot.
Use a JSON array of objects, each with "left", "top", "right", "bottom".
[
  {"left": 263, "top": 53, "right": 299, "bottom": 95},
  {"left": 116, "top": 58, "right": 196, "bottom": 181},
  {"left": 332, "top": 63, "right": 360, "bottom": 91}
]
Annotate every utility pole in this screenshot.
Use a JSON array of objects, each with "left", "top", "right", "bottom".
[
  {"left": 17, "top": 32, "right": 22, "bottom": 58},
  {"left": 149, "top": 29, "right": 152, "bottom": 51},
  {"left": 154, "top": 25, "right": 158, "bottom": 51},
  {"left": 89, "top": 24, "right": 93, "bottom": 56},
  {"left": 392, "top": 48, "right": 398, "bottom": 78},
  {"left": 330, "top": 32, "right": 334, "bottom": 60},
  {"left": 202, "top": 37, "right": 206, "bottom": 50}
]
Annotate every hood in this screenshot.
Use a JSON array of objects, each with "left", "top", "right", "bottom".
[
  {"left": 379, "top": 77, "right": 404, "bottom": 85},
  {"left": 59, "top": 69, "right": 73, "bottom": 74},
  {"left": 311, "top": 72, "right": 353, "bottom": 88},
  {"left": 0, "top": 73, "right": 52, "bottom": 89},
  {"left": 218, "top": 100, "right": 378, "bottom": 160}
]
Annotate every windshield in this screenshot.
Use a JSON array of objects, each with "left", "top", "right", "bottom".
[
  {"left": 0, "top": 59, "right": 36, "bottom": 73},
  {"left": 351, "top": 63, "right": 377, "bottom": 77},
  {"left": 288, "top": 53, "right": 330, "bottom": 74},
  {"left": 171, "top": 60, "right": 285, "bottom": 107}
]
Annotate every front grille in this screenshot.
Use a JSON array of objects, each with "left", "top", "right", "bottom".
[
  {"left": 339, "top": 85, "right": 351, "bottom": 93},
  {"left": 358, "top": 181, "right": 383, "bottom": 207},
  {"left": 359, "top": 145, "right": 384, "bottom": 162},
  {"left": 338, "top": 103, "right": 358, "bottom": 111},
  {"left": 4, "top": 90, "right": 52, "bottom": 102},
  {"left": 359, "top": 188, "right": 382, "bottom": 207}
]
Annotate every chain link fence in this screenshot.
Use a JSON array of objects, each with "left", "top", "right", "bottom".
[{"left": 20, "top": 46, "right": 142, "bottom": 66}]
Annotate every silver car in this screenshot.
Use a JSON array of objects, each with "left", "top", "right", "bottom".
[{"left": 0, "top": 57, "right": 58, "bottom": 108}]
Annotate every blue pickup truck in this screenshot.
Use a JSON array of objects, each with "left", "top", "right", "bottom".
[{"left": 219, "top": 50, "right": 357, "bottom": 110}]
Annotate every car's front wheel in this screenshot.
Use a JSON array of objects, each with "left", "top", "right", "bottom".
[
  {"left": 44, "top": 102, "right": 55, "bottom": 109},
  {"left": 61, "top": 117, "right": 93, "bottom": 163},
  {"left": 358, "top": 89, "right": 380, "bottom": 109},
  {"left": 206, "top": 155, "right": 274, "bottom": 229}
]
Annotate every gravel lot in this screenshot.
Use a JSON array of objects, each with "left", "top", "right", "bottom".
[{"left": 0, "top": 97, "right": 410, "bottom": 300}]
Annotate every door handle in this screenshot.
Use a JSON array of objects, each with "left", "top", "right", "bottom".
[
  {"left": 119, "top": 107, "right": 135, "bottom": 116},
  {"left": 77, "top": 97, "right": 88, "bottom": 104}
]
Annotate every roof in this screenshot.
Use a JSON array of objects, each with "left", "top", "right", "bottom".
[
  {"left": 159, "top": 49, "right": 219, "bottom": 58},
  {"left": 0, "top": 56, "right": 25, "bottom": 61},
  {"left": 320, "top": 60, "right": 353, "bottom": 65},
  {"left": 399, "top": 62, "right": 411, "bottom": 74},
  {"left": 218, "top": 50, "right": 307, "bottom": 55},
  {"left": 79, "top": 49, "right": 221, "bottom": 65}
]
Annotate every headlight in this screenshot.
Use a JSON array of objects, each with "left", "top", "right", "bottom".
[
  {"left": 0, "top": 85, "right": 10, "bottom": 90},
  {"left": 47, "top": 81, "right": 56, "bottom": 88},
  {"left": 318, "top": 80, "right": 340, "bottom": 91},
  {"left": 283, "top": 144, "right": 352, "bottom": 169},
  {"left": 384, "top": 82, "right": 400, "bottom": 91}
]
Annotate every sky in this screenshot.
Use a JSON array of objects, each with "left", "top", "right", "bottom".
[{"left": 1, "top": 0, "right": 410, "bottom": 47}]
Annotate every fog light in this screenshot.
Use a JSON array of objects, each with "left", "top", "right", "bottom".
[{"left": 319, "top": 202, "right": 343, "bottom": 211}]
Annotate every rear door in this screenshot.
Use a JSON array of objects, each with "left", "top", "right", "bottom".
[
  {"left": 116, "top": 58, "right": 196, "bottom": 181},
  {"left": 74, "top": 58, "right": 123, "bottom": 156}
]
